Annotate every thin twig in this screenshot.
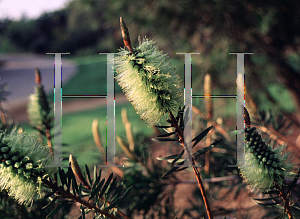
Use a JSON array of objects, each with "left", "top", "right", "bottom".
[
  {"left": 205, "top": 121, "right": 212, "bottom": 174},
  {"left": 171, "top": 175, "right": 240, "bottom": 185},
  {"left": 169, "top": 112, "right": 213, "bottom": 219},
  {"left": 274, "top": 183, "right": 293, "bottom": 219},
  {"left": 45, "top": 124, "right": 53, "bottom": 154}
]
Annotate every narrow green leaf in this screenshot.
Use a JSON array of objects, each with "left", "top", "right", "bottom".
[
  {"left": 166, "top": 119, "right": 175, "bottom": 124},
  {"left": 193, "top": 145, "right": 214, "bottom": 159},
  {"left": 106, "top": 177, "right": 117, "bottom": 198},
  {"left": 157, "top": 153, "right": 182, "bottom": 161},
  {"left": 98, "top": 168, "right": 102, "bottom": 180},
  {"left": 104, "top": 197, "right": 122, "bottom": 211},
  {"left": 111, "top": 183, "right": 124, "bottom": 201},
  {"left": 78, "top": 184, "right": 82, "bottom": 198},
  {"left": 251, "top": 196, "right": 281, "bottom": 201},
  {"left": 168, "top": 158, "right": 186, "bottom": 163},
  {"left": 163, "top": 128, "right": 172, "bottom": 133},
  {"left": 175, "top": 167, "right": 189, "bottom": 172},
  {"left": 79, "top": 204, "right": 85, "bottom": 219},
  {"left": 252, "top": 199, "right": 282, "bottom": 206},
  {"left": 162, "top": 166, "right": 180, "bottom": 178},
  {"left": 84, "top": 209, "right": 92, "bottom": 214},
  {"left": 98, "top": 173, "right": 113, "bottom": 199},
  {"left": 172, "top": 149, "right": 184, "bottom": 164},
  {"left": 89, "top": 179, "right": 105, "bottom": 201},
  {"left": 179, "top": 115, "right": 184, "bottom": 130},
  {"left": 67, "top": 167, "right": 73, "bottom": 188},
  {"left": 72, "top": 174, "right": 79, "bottom": 196},
  {"left": 42, "top": 195, "right": 57, "bottom": 209},
  {"left": 46, "top": 201, "right": 67, "bottom": 219},
  {"left": 91, "top": 173, "right": 101, "bottom": 192},
  {"left": 59, "top": 168, "right": 68, "bottom": 187},
  {"left": 43, "top": 191, "right": 55, "bottom": 200},
  {"left": 85, "top": 164, "right": 92, "bottom": 186},
  {"left": 157, "top": 131, "right": 176, "bottom": 138},
  {"left": 155, "top": 125, "right": 172, "bottom": 128},
  {"left": 152, "top": 137, "right": 177, "bottom": 142},
  {"left": 192, "top": 126, "right": 213, "bottom": 147},
  {"left": 119, "top": 185, "right": 133, "bottom": 202},
  {"left": 93, "top": 166, "right": 97, "bottom": 181}
]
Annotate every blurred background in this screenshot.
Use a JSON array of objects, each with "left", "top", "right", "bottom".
[
  {"left": 0, "top": 0, "right": 299, "bottom": 159},
  {"left": 0, "top": 0, "right": 299, "bottom": 109},
  {"left": 0, "top": 0, "right": 300, "bottom": 218}
]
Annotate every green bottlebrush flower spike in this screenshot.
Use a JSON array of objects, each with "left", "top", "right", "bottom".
[
  {"left": 27, "top": 68, "right": 51, "bottom": 127},
  {"left": 27, "top": 85, "right": 51, "bottom": 127},
  {"left": 115, "top": 38, "right": 183, "bottom": 125},
  {"left": 239, "top": 127, "right": 294, "bottom": 191},
  {"left": 0, "top": 128, "right": 56, "bottom": 205}
]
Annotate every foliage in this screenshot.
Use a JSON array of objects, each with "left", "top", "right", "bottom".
[
  {"left": 121, "top": 142, "right": 178, "bottom": 218},
  {"left": 1, "top": 5, "right": 300, "bottom": 217},
  {"left": 43, "top": 163, "right": 131, "bottom": 219},
  {"left": 0, "top": 189, "right": 71, "bottom": 219}
]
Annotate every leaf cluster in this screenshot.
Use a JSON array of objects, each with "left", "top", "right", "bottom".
[
  {"left": 112, "top": 128, "right": 177, "bottom": 218},
  {"left": 153, "top": 106, "right": 222, "bottom": 177},
  {"left": 44, "top": 165, "right": 131, "bottom": 219}
]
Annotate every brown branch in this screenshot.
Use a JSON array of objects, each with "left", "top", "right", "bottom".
[
  {"left": 169, "top": 112, "right": 213, "bottom": 219},
  {"left": 171, "top": 175, "right": 240, "bottom": 185},
  {"left": 205, "top": 121, "right": 212, "bottom": 174},
  {"left": 45, "top": 125, "right": 53, "bottom": 154},
  {"left": 274, "top": 183, "right": 293, "bottom": 219},
  {"left": 42, "top": 179, "right": 121, "bottom": 219}
]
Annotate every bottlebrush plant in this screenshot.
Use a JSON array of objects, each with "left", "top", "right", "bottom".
[
  {"left": 0, "top": 70, "right": 131, "bottom": 219},
  {"left": 239, "top": 108, "right": 299, "bottom": 219},
  {"left": 115, "top": 17, "right": 222, "bottom": 219},
  {"left": 115, "top": 22, "right": 183, "bottom": 126}
]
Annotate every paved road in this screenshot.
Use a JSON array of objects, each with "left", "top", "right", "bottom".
[
  {"left": 0, "top": 54, "right": 77, "bottom": 122},
  {"left": 0, "top": 54, "right": 129, "bottom": 123},
  {"left": 0, "top": 53, "right": 76, "bottom": 103}
]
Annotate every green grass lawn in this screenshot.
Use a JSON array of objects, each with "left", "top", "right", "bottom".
[
  {"left": 21, "top": 101, "right": 155, "bottom": 168},
  {"left": 47, "top": 55, "right": 123, "bottom": 102}
]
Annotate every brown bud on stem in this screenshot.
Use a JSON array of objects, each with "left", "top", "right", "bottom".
[
  {"left": 244, "top": 107, "right": 251, "bottom": 128},
  {"left": 204, "top": 74, "right": 213, "bottom": 120},
  {"left": 120, "top": 17, "right": 134, "bottom": 53},
  {"left": 69, "top": 154, "right": 91, "bottom": 189},
  {"left": 92, "top": 119, "right": 104, "bottom": 153},
  {"left": 35, "top": 68, "right": 41, "bottom": 86}
]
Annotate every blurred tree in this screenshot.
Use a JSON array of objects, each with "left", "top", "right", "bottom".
[
  {"left": 103, "top": 0, "right": 300, "bottom": 116},
  {"left": 0, "top": 0, "right": 299, "bottom": 116}
]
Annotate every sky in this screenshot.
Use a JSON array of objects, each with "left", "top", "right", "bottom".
[{"left": 0, "top": 0, "right": 71, "bottom": 20}]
